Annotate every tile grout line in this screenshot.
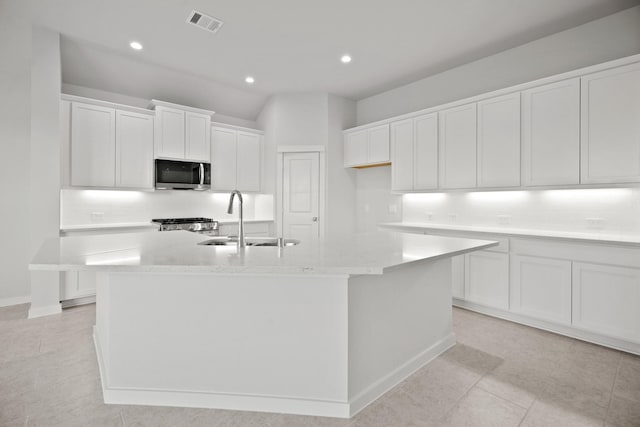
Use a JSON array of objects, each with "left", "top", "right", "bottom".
[
  {"left": 435, "top": 366, "right": 492, "bottom": 424},
  {"left": 603, "top": 353, "right": 623, "bottom": 427}
]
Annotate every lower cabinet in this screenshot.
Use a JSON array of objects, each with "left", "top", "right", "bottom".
[
  {"left": 464, "top": 251, "right": 509, "bottom": 310},
  {"left": 510, "top": 255, "right": 572, "bottom": 325},
  {"left": 429, "top": 228, "right": 640, "bottom": 353},
  {"left": 572, "top": 262, "right": 640, "bottom": 342},
  {"left": 451, "top": 255, "right": 465, "bottom": 299},
  {"left": 61, "top": 270, "right": 97, "bottom": 301}
]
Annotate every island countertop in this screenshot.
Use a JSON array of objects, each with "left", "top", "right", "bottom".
[{"left": 29, "top": 230, "right": 496, "bottom": 275}]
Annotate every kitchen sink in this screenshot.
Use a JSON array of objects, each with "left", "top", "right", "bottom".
[{"left": 198, "top": 236, "right": 300, "bottom": 247}]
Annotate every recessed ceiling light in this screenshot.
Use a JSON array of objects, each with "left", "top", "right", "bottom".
[
  {"left": 245, "top": 76, "right": 255, "bottom": 84},
  {"left": 341, "top": 54, "right": 352, "bottom": 63},
  {"left": 129, "top": 41, "right": 143, "bottom": 50}
]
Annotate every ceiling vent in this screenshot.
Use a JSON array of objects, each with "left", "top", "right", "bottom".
[{"left": 187, "top": 10, "right": 224, "bottom": 34}]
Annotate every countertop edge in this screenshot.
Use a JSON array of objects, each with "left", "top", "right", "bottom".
[{"left": 380, "top": 223, "right": 640, "bottom": 247}]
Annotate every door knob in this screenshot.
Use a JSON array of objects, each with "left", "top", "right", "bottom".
[{"left": 312, "top": 217, "right": 318, "bottom": 222}]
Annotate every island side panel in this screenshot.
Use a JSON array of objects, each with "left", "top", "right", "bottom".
[
  {"left": 95, "top": 271, "right": 351, "bottom": 417},
  {"left": 347, "top": 258, "right": 455, "bottom": 415}
]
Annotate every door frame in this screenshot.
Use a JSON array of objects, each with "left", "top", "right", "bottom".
[{"left": 276, "top": 145, "right": 326, "bottom": 239}]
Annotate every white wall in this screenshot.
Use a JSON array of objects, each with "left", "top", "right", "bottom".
[
  {"left": 326, "top": 95, "right": 357, "bottom": 238},
  {"left": 355, "top": 167, "right": 402, "bottom": 233},
  {"left": 30, "top": 27, "right": 62, "bottom": 301},
  {"left": 60, "top": 190, "right": 273, "bottom": 226},
  {"left": 356, "top": 6, "right": 640, "bottom": 125},
  {"left": 0, "top": 0, "right": 32, "bottom": 305},
  {"left": 257, "top": 93, "right": 357, "bottom": 239},
  {"left": 402, "top": 188, "right": 640, "bottom": 236},
  {"left": 62, "top": 83, "right": 260, "bottom": 129}
]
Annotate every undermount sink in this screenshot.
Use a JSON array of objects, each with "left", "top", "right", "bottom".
[{"left": 198, "top": 236, "right": 300, "bottom": 247}]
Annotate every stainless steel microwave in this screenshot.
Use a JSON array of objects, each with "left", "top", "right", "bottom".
[{"left": 155, "top": 159, "right": 211, "bottom": 190}]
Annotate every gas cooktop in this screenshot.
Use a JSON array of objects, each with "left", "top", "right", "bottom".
[{"left": 151, "top": 218, "right": 219, "bottom": 234}]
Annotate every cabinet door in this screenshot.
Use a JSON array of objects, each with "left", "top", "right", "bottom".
[
  {"left": 477, "top": 93, "right": 521, "bottom": 188},
  {"left": 71, "top": 103, "right": 116, "bottom": 187},
  {"left": 414, "top": 113, "right": 438, "bottom": 190},
  {"left": 510, "top": 255, "right": 571, "bottom": 324},
  {"left": 155, "top": 106, "right": 185, "bottom": 159},
  {"left": 367, "top": 124, "right": 390, "bottom": 164},
  {"left": 581, "top": 62, "right": 640, "bottom": 183},
  {"left": 344, "top": 131, "right": 368, "bottom": 167},
  {"left": 465, "top": 251, "right": 509, "bottom": 310},
  {"left": 522, "top": 79, "right": 580, "bottom": 186},
  {"left": 451, "top": 254, "right": 465, "bottom": 299},
  {"left": 211, "top": 128, "right": 237, "bottom": 191},
  {"left": 185, "top": 112, "right": 211, "bottom": 161},
  {"left": 439, "top": 103, "right": 477, "bottom": 189},
  {"left": 573, "top": 262, "right": 640, "bottom": 342},
  {"left": 236, "top": 131, "right": 261, "bottom": 192},
  {"left": 115, "top": 110, "right": 154, "bottom": 188},
  {"left": 391, "top": 119, "right": 414, "bottom": 191}
]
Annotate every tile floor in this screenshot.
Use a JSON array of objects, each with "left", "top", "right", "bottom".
[{"left": 1, "top": 303, "right": 639, "bottom": 426}]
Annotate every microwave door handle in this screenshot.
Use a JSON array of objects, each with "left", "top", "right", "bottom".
[{"left": 199, "top": 163, "right": 204, "bottom": 185}]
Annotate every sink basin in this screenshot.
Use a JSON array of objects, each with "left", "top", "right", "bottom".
[{"left": 198, "top": 236, "right": 300, "bottom": 247}]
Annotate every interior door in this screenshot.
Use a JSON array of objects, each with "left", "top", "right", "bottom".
[{"left": 282, "top": 152, "right": 320, "bottom": 243}]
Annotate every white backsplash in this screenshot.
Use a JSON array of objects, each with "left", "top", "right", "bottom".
[
  {"left": 60, "top": 189, "right": 274, "bottom": 226},
  {"left": 402, "top": 187, "right": 640, "bottom": 235}
]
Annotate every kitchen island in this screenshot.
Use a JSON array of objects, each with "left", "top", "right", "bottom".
[{"left": 29, "top": 230, "right": 495, "bottom": 418}]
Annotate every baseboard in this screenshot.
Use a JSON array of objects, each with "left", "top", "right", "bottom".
[
  {"left": 0, "top": 295, "right": 30, "bottom": 308},
  {"left": 348, "top": 333, "right": 457, "bottom": 417},
  {"left": 28, "top": 303, "right": 62, "bottom": 318},
  {"left": 453, "top": 299, "right": 640, "bottom": 355},
  {"left": 93, "top": 327, "right": 351, "bottom": 418}
]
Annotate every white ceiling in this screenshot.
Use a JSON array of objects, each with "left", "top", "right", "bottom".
[{"left": 29, "top": 0, "right": 639, "bottom": 120}]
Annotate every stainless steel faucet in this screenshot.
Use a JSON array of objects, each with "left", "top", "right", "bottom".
[{"left": 227, "top": 190, "right": 245, "bottom": 248}]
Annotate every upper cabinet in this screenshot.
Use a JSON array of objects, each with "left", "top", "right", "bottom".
[
  {"left": 580, "top": 62, "right": 640, "bottom": 184},
  {"left": 477, "top": 93, "right": 521, "bottom": 188},
  {"left": 522, "top": 78, "right": 580, "bottom": 186},
  {"left": 345, "top": 55, "right": 640, "bottom": 192},
  {"left": 211, "top": 125, "right": 262, "bottom": 192},
  {"left": 151, "top": 100, "right": 214, "bottom": 162},
  {"left": 115, "top": 110, "right": 154, "bottom": 188},
  {"left": 70, "top": 103, "right": 116, "bottom": 187},
  {"left": 66, "top": 98, "right": 154, "bottom": 189},
  {"left": 344, "top": 124, "right": 390, "bottom": 167},
  {"left": 391, "top": 113, "right": 438, "bottom": 191},
  {"left": 439, "top": 103, "right": 476, "bottom": 189}
]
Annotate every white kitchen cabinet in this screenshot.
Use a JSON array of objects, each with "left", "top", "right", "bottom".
[
  {"left": 391, "top": 113, "right": 438, "bottom": 191},
  {"left": 236, "top": 131, "right": 261, "bottom": 192},
  {"left": 451, "top": 255, "right": 465, "bottom": 299},
  {"left": 464, "top": 251, "right": 509, "bottom": 310},
  {"left": 70, "top": 103, "right": 116, "bottom": 187},
  {"left": 154, "top": 105, "right": 185, "bottom": 159},
  {"left": 211, "top": 125, "right": 262, "bottom": 192},
  {"left": 572, "top": 262, "right": 640, "bottom": 342},
  {"left": 61, "top": 270, "right": 97, "bottom": 302},
  {"left": 439, "top": 103, "right": 476, "bottom": 189},
  {"left": 477, "top": 93, "right": 520, "bottom": 188},
  {"left": 344, "top": 124, "right": 390, "bottom": 167},
  {"left": 69, "top": 100, "right": 154, "bottom": 189},
  {"left": 152, "top": 100, "right": 213, "bottom": 162},
  {"left": 186, "top": 112, "right": 211, "bottom": 161},
  {"left": 581, "top": 62, "right": 640, "bottom": 184},
  {"left": 510, "top": 255, "right": 571, "bottom": 324},
  {"left": 115, "top": 110, "right": 154, "bottom": 188},
  {"left": 522, "top": 78, "right": 580, "bottom": 186}
]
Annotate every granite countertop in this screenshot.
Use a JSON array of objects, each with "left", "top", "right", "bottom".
[
  {"left": 29, "top": 230, "right": 496, "bottom": 275},
  {"left": 380, "top": 222, "right": 640, "bottom": 246}
]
